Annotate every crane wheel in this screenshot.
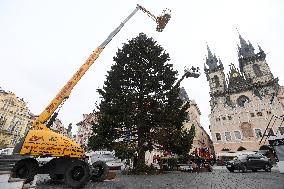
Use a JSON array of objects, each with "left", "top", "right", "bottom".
[
  {"left": 64, "top": 159, "right": 90, "bottom": 188},
  {"left": 47, "top": 158, "right": 64, "bottom": 181},
  {"left": 12, "top": 158, "right": 39, "bottom": 184},
  {"left": 90, "top": 160, "right": 109, "bottom": 182}
]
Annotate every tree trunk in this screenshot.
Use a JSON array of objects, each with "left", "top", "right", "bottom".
[{"left": 136, "top": 127, "right": 146, "bottom": 173}]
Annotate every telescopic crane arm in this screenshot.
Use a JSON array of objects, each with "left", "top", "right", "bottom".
[{"left": 33, "top": 4, "right": 171, "bottom": 130}]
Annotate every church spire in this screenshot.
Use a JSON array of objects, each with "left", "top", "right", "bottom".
[
  {"left": 179, "top": 87, "right": 189, "bottom": 103},
  {"left": 206, "top": 45, "right": 219, "bottom": 70},
  {"left": 218, "top": 58, "right": 223, "bottom": 67},
  {"left": 258, "top": 44, "right": 264, "bottom": 52},
  {"left": 237, "top": 33, "right": 255, "bottom": 58}
]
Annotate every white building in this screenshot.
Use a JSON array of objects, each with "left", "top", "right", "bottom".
[{"left": 76, "top": 112, "right": 98, "bottom": 147}]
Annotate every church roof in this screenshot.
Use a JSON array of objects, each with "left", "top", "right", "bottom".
[
  {"left": 0, "top": 86, "right": 8, "bottom": 94},
  {"left": 237, "top": 33, "right": 266, "bottom": 72},
  {"left": 237, "top": 33, "right": 255, "bottom": 59},
  {"left": 227, "top": 64, "right": 252, "bottom": 93},
  {"left": 204, "top": 45, "right": 223, "bottom": 73},
  {"left": 179, "top": 87, "right": 189, "bottom": 103}
]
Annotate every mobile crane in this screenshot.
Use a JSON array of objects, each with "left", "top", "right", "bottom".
[{"left": 10, "top": 4, "right": 171, "bottom": 188}]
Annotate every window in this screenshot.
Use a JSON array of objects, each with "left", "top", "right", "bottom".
[
  {"left": 267, "top": 111, "right": 271, "bottom": 115},
  {"left": 253, "top": 64, "right": 263, "bottom": 77},
  {"left": 257, "top": 112, "right": 263, "bottom": 116},
  {"left": 225, "top": 132, "right": 232, "bottom": 141},
  {"left": 237, "top": 146, "right": 246, "bottom": 151},
  {"left": 250, "top": 113, "right": 255, "bottom": 117},
  {"left": 213, "top": 75, "right": 220, "bottom": 87},
  {"left": 221, "top": 147, "right": 230, "bottom": 151},
  {"left": 222, "top": 117, "right": 226, "bottom": 120},
  {"left": 216, "top": 118, "right": 220, "bottom": 121},
  {"left": 228, "top": 116, "right": 232, "bottom": 120},
  {"left": 216, "top": 133, "right": 221, "bottom": 141},
  {"left": 237, "top": 95, "right": 250, "bottom": 107},
  {"left": 234, "top": 131, "right": 242, "bottom": 140},
  {"left": 248, "top": 154, "right": 263, "bottom": 160},
  {"left": 279, "top": 127, "right": 284, "bottom": 135},
  {"left": 255, "top": 129, "right": 262, "bottom": 139}
]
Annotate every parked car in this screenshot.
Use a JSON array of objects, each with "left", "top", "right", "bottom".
[
  {"left": 180, "top": 160, "right": 213, "bottom": 172},
  {"left": 88, "top": 151, "right": 124, "bottom": 170},
  {"left": 226, "top": 154, "right": 272, "bottom": 172},
  {"left": 0, "top": 148, "right": 14, "bottom": 155},
  {"left": 159, "top": 156, "right": 189, "bottom": 171},
  {"left": 180, "top": 163, "right": 194, "bottom": 172},
  {"left": 152, "top": 163, "right": 160, "bottom": 170}
]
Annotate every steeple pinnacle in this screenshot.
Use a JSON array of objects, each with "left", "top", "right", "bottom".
[
  {"left": 258, "top": 44, "right": 264, "bottom": 52},
  {"left": 206, "top": 45, "right": 219, "bottom": 70},
  {"left": 237, "top": 33, "right": 255, "bottom": 58}
]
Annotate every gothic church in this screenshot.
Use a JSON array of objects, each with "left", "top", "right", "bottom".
[{"left": 205, "top": 34, "right": 284, "bottom": 156}]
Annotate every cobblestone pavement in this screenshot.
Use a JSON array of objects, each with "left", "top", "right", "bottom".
[{"left": 36, "top": 167, "right": 284, "bottom": 189}]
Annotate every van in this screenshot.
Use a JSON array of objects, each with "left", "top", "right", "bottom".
[
  {"left": 87, "top": 150, "right": 124, "bottom": 170},
  {"left": 0, "top": 148, "right": 14, "bottom": 155}
]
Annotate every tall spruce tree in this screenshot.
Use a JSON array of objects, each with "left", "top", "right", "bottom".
[{"left": 89, "top": 33, "right": 193, "bottom": 172}]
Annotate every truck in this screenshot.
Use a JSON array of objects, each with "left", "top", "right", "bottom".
[
  {"left": 9, "top": 4, "right": 171, "bottom": 188},
  {"left": 260, "top": 114, "right": 284, "bottom": 173},
  {"left": 259, "top": 94, "right": 284, "bottom": 173}
]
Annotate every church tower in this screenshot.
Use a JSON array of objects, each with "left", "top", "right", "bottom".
[
  {"left": 206, "top": 33, "right": 284, "bottom": 158},
  {"left": 204, "top": 46, "right": 226, "bottom": 109},
  {"left": 238, "top": 34, "right": 279, "bottom": 98}
]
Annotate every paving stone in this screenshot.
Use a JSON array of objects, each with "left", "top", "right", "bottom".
[{"left": 36, "top": 168, "right": 284, "bottom": 189}]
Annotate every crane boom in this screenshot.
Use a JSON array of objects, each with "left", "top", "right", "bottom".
[{"left": 33, "top": 5, "right": 170, "bottom": 130}]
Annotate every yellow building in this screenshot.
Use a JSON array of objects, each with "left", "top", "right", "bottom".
[
  {"left": 183, "top": 99, "right": 214, "bottom": 156},
  {"left": 0, "top": 88, "right": 32, "bottom": 148}
]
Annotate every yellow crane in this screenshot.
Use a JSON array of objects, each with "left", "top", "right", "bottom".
[{"left": 11, "top": 4, "right": 171, "bottom": 188}]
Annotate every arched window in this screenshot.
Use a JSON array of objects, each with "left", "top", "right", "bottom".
[
  {"left": 237, "top": 146, "right": 247, "bottom": 151},
  {"left": 237, "top": 95, "right": 250, "bottom": 107},
  {"left": 212, "top": 75, "right": 220, "bottom": 87},
  {"left": 253, "top": 64, "right": 263, "bottom": 77}
]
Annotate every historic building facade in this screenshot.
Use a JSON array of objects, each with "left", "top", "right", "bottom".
[
  {"left": 0, "top": 88, "right": 32, "bottom": 148},
  {"left": 76, "top": 112, "right": 98, "bottom": 148},
  {"left": 49, "top": 118, "right": 72, "bottom": 138},
  {"left": 183, "top": 97, "right": 214, "bottom": 157},
  {"left": 146, "top": 88, "right": 214, "bottom": 164},
  {"left": 205, "top": 34, "right": 284, "bottom": 156},
  {"left": 0, "top": 87, "right": 74, "bottom": 148}
]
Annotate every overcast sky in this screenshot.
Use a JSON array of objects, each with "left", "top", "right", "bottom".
[{"left": 1, "top": 0, "right": 284, "bottom": 136}]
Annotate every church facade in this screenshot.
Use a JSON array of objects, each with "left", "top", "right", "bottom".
[{"left": 205, "top": 34, "right": 284, "bottom": 156}]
